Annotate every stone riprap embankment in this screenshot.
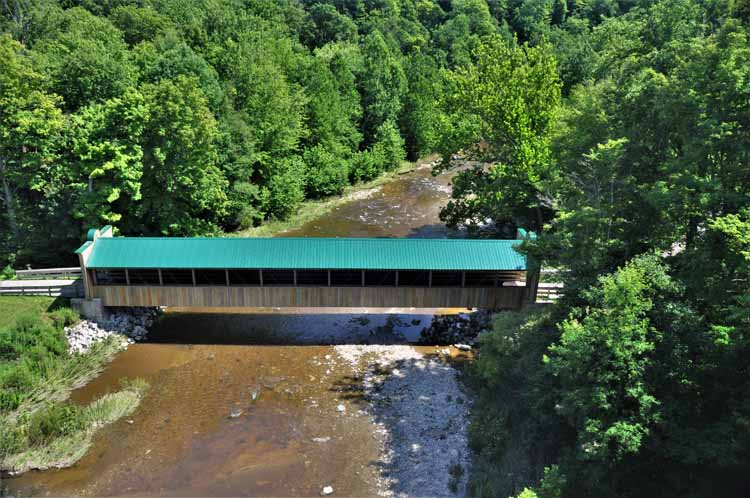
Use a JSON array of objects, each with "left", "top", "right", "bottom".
[
  {"left": 418, "top": 309, "right": 492, "bottom": 347},
  {"left": 65, "top": 307, "right": 161, "bottom": 354}
]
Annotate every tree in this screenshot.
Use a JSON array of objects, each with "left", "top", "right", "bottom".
[
  {"left": 399, "top": 52, "right": 441, "bottom": 160},
  {"left": 31, "top": 7, "right": 135, "bottom": 111},
  {"left": 304, "top": 144, "right": 349, "bottom": 198},
  {"left": 265, "top": 155, "right": 306, "bottom": 219},
  {"left": 135, "top": 76, "right": 227, "bottom": 235},
  {"left": 134, "top": 32, "right": 225, "bottom": 112},
  {"left": 314, "top": 41, "right": 363, "bottom": 151},
  {"left": 546, "top": 255, "right": 670, "bottom": 466},
  {"left": 66, "top": 88, "right": 148, "bottom": 227},
  {"left": 300, "top": 55, "right": 360, "bottom": 155},
  {"left": 302, "top": 2, "right": 358, "bottom": 48},
  {"left": 436, "top": 35, "right": 561, "bottom": 234},
  {"left": 0, "top": 35, "right": 63, "bottom": 256},
  {"left": 372, "top": 119, "right": 405, "bottom": 170},
  {"left": 360, "top": 29, "right": 406, "bottom": 146},
  {"left": 109, "top": 5, "right": 172, "bottom": 46}
]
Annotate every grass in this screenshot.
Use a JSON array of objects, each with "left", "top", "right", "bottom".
[
  {"left": 236, "top": 158, "right": 428, "bottom": 238},
  {"left": 1, "top": 378, "right": 149, "bottom": 473},
  {"left": 0, "top": 299, "right": 143, "bottom": 474},
  {"left": 6, "top": 336, "right": 129, "bottom": 421},
  {"left": 0, "top": 296, "right": 64, "bottom": 329}
]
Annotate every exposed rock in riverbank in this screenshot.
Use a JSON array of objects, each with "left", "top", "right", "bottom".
[
  {"left": 65, "top": 307, "right": 161, "bottom": 354},
  {"left": 334, "top": 344, "right": 472, "bottom": 497},
  {"left": 418, "top": 309, "right": 492, "bottom": 346}
]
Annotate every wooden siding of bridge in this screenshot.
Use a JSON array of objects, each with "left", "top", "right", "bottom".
[{"left": 92, "top": 284, "right": 525, "bottom": 309}]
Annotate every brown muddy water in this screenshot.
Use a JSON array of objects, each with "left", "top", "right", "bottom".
[
  {"left": 281, "top": 162, "right": 456, "bottom": 239},
  {"left": 3, "top": 163, "right": 466, "bottom": 497}
]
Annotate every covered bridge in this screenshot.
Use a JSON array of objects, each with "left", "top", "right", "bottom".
[{"left": 76, "top": 227, "right": 532, "bottom": 309}]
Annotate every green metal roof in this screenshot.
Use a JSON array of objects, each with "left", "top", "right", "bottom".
[
  {"left": 74, "top": 241, "right": 92, "bottom": 254},
  {"left": 82, "top": 237, "right": 526, "bottom": 271}
]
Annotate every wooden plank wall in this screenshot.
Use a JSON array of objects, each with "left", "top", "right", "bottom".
[{"left": 93, "top": 284, "right": 526, "bottom": 309}]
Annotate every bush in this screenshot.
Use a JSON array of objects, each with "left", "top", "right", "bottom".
[
  {"left": 0, "top": 422, "right": 25, "bottom": 455},
  {"left": 372, "top": 119, "right": 405, "bottom": 171},
  {"left": 0, "top": 312, "right": 70, "bottom": 412},
  {"left": 304, "top": 145, "right": 349, "bottom": 198},
  {"left": 0, "top": 363, "right": 35, "bottom": 411},
  {"left": 0, "top": 265, "right": 15, "bottom": 280},
  {"left": 49, "top": 308, "right": 80, "bottom": 331},
  {"left": 265, "top": 156, "right": 306, "bottom": 219},
  {"left": 8, "top": 313, "right": 67, "bottom": 359},
  {"left": 350, "top": 148, "right": 386, "bottom": 183},
  {"left": 27, "top": 403, "right": 87, "bottom": 446},
  {"left": 227, "top": 181, "right": 264, "bottom": 229}
]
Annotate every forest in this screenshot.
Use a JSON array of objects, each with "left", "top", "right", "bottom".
[{"left": 1, "top": 0, "right": 749, "bottom": 497}]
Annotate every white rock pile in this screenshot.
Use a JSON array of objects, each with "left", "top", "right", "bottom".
[
  {"left": 333, "top": 344, "right": 472, "bottom": 497},
  {"left": 65, "top": 307, "right": 161, "bottom": 354}
]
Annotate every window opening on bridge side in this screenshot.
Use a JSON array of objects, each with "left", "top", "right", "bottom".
[
  {"left": 93, "top": 269, "right": 127, "bottom": 285},
  {"left": 496, "top": 271, "right": 524, "bottom": 285},
  {"left": 464, "top": 271, "right": 501, "bottom": 287},
  {"left": 330, "top": 270, "right": 362, "bottom": 286},
  {"left": 195, "top": 269, "right": 228, "bottom": 286},
  {"left": 430, "top": 271, "right": 463, "bottom": 287},
  {"left": 228, "top": 269, "right": 261, "bottom": 285},
  {"left": 128, "top": 269, "right": 160, "bottom": 285},
  {"left": 262, "top": 270, "right": 295, "bottom": 286},
  {"left": 364, "top": 270, "right": 396, "bottom": 286},
  {"left": 397, "top": 270, "right": 430, "bottom": 287},
  {"left": 296, "top": 270, "right": 329, "bottom": 286},
  {"left": 161, "top": 269, "right": 194, "bottom": 285}
]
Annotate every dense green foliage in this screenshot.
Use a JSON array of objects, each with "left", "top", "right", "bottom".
[
  {"left": 441, "top": 1, "right": 750, "bottom": 497},
  {"left": 0, "top": 0, "right": 521, "bottom": 266}
]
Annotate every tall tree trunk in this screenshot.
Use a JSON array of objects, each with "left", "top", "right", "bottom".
[{"left": 0, "top": 157, "right": 21, "bottom": 248}]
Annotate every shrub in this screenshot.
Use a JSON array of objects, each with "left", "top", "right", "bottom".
[
  {"left": 49, "top": 308, "right": 80, "bottom": 331},
  {"left": 304, "top": 145, "right": 349, "bottom": 198},
  {"left": 7, "top": 313, "right": 67, "bottom": 359},
  {"left": 27, "top": 403, "right": 87, "bottom": 446},
  {"left": 350, "top": 148, "right": 386, "bottom": 183},
  {"left": 372, "top": 119, "right": 405, "bottom": 171},
  {"left": 266, "top": 156, "right": 306, "bottom": 219},
  {"left": 227, "top": 181, "right": 264, "bottom": 229},
  {"left": 0, "top": 265, "right": 15, "bottom": 280},
  {"left": 0, "top": 422, "right": 25, "bottom": 455},
  {"left": 0, "top": 363, "right": 35, "bottom": 411}
]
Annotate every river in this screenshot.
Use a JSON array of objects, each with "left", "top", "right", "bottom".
[{"left": 3, "top": 162, "right": 472, "bottom": 497}]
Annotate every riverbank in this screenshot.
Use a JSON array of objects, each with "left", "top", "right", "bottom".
[
  {"left": 333, "top": 344, "right": 473, "bottom": 497},
  {"left": 237, "top": 158, "right": 435, "bottom": 238},
  {"left": 1, "top": 378, "right": 149, "bottom": 474},
  {"left": 0, "top": 298, "right": 151, "bottom": 475}
]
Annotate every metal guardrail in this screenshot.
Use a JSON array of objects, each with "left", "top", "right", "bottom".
[
  {"left": 536, "top": 282, "right": 563, "bottom": 303},
  {"left": 15, "top": 267, "right": 81, "bottom": 280},
  {"left": 0, "top": 280, "right": 83, "bottom": 297}
]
